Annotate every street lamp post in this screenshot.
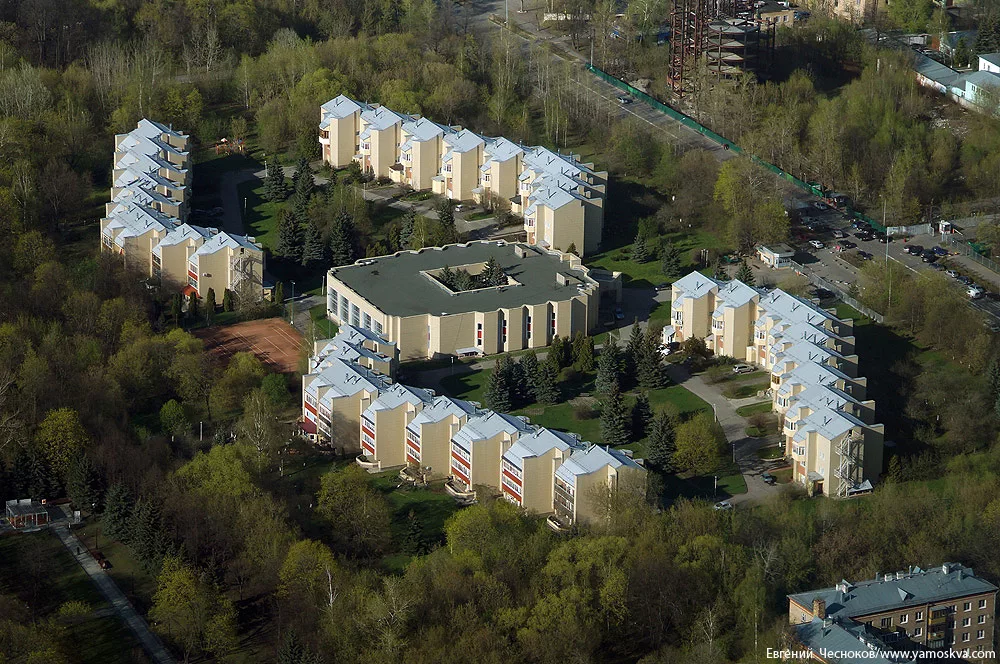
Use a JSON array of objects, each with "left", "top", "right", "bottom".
[{"left": 290, "top": 280, "right": 296, "bottom": 325}]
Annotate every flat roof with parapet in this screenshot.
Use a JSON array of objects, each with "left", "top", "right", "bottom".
[{"left": 328, "top": 241, "right": 599, "bottom": 318}]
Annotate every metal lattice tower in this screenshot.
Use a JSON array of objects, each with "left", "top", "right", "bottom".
[
  {"left": 834, "top": 433, "right": 863, "bottom": 497},
  {"left": 668, "top": 0, "right": 707, "bottom": 95}
]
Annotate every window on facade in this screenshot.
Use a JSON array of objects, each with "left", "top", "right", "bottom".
[
  {"left": 476, "top": 322, "right": 483, "bottom": 346},
  {"left": 188, "top": 275, "right": 197, "bottom": 287},
  {"left": 979, "top": 630, "right": 986, "bottom": 640},
  {"left": 963, "top": 618, "right": 971, "bottom": 627},
  {"left": 880, "top": 617, "right": 892, "bottom": 628},
  {"left": 965, "top": 602, "right": 972, "bottom": 612},
  {"left": 375, "top": 321, "right": 383, "bottom": 335},
  {"left": 915, "top": 611, "right": 924, "bottom": 621},
  {"left": 900, "top": 614, "right": 908, "bottom": 624},
  {"left": 502, "top": 320, "right": 507, "bottom": 343},
  {"left": 978, "top": 615, "right": 986, "bottom": 624},
  {"left": 914, "top": 627, "right": 922, "bottom": 637},
  {"left": 963, "top": 633, "right": 970, "bottom": 642},
  {"left": 550, "top": 311, "right": 556, "bottom": 336},
  {"left": 526, "top": 315, "right": 532, "bottom": 339},
  {"left": 340, "top": 295, "right": 349, "bottom": 321},
  {"left": 351, "top": 304, "right": 360, "bottom": 326},
  {"left": 980, "top": 599, "right": 988, "bottom": 609},
  {"left": 363, "top": 313, "right": 371, "bottom": 330}
]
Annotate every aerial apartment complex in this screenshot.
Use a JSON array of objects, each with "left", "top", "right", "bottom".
[
  {"left": 302, "top": 325, "right": 645, "bottom": 528},
  {"left": 325, "top": 240, "right": 614, "bottom": 361},
  {"left": 100, "top": 119, "right": 266, "bottom": 300},
  {"left": 788, "top": 563, "right": 997, "bottom": 662},
  {"left": 664, "top": 272, "right": 884, "bottom": 497},
  {"left": 319, "top": 95, "right": 608, "bottom": 256}
]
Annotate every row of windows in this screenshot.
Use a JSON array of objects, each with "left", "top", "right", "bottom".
[
  {"left": 501, "top": 459, "right": 522, "bottom": 480},
  {"left": 452, "top": 444, "right": 471, "bottom": 463},
  {"left": 406, "top": 429, "right": 420, "bottom": 445},
  {"left": 877, "top": 602, "right": 989, "bottom": 629},
  {"left": 501, "top": 474, "right": 521, "bottom": 495}
]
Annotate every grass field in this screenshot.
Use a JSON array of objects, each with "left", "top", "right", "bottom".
[
  {"left": 239, "top": 179, "right": 282, "bottom": 251},
  {"left": 586, "top": 230, "right": 728, "bottom": 288},
  {"left": 722, "top": 381, "right": 770, "bottom": 399},
  {"left": 370, "top": 472, "right": 461, "bottom": 572},
  {"left": 310, "top": 303, "right": 338, "bottom": 339},
  {"left": 0, "top": 531, "right": 149, "bottom": 663},
  {"left": 736, "top": 401, "right": 773, "bottom": 417},
  {"left": 75, "top": 521, "right": 157, "bottom": 614}
]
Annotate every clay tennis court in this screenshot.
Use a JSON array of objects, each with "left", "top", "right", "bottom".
[{"left": 195, "top": 318, "right": 305, "bottom": 374}]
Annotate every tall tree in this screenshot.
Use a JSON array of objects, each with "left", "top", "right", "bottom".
[
  {"left": 661, "top": 243, "right": 682, "bottom": 280},
  {"left": 600, "top": 381, "right": 630, "bottom": 447},
  {"left": 301, "top": 222, "right": 327, "bottom": 268},
  {"left": 572, "top": 332, "right": 595, "bottom": 372},
  {"left": 596, "top": 337, "right": 622, "bottom": 394},
  {"left": 102, "top": 482, "right": 134, "bottom": 542},
  {"left": 400, "top": 208, "right": 416, "bottom": 248},
  {"left": 632, "top": 233, "right": 649, "bottom": 263},
  {"left": 534, "top": 360, "right": 560, "bottom": 404},
  {"left": 329, "top": 212, "right": 356, "bottom": 267},
  {"left": 204, "top": 288, "right": 216, "bottom": 325},
  {"left": 674, "top": 412, "right": 725, "bottom": 475},
  {"left": 275, "top": 208, "right": 303, "bottom": 263},
  {"left": 483, "top": 256, "right": 506, "bottom": 286},
  {"left": 631, "top": 391, "right": 652, "bottom": 439},
  {"left": 264, "top": 159, "right": 288, "bottom": 202},
  {"left": 66, "top": 454, "right": 104, "bottom": 513},
  {"left": 188, "top": 291, "right": 199, "bottom": 320},
  {"left": 645, "top": 411, "right": 676, "bottom": 472},
  {"left": 35, "top": 407, "right": 89, "bottom": 479},
  {"left": 735, "top": 261, "right": 755, "bottom": 286},
  {"left": 520, "top": 350, "right": 541, "bottom": 403},
  {"left": 637, "top": 328, "right": 666, "bottom": 389},
  {"left": 436, "top": 199, "right": 457, "bottom": 244},
  {"left": 484, "top": 357, "right": 513, "bottom": 412},
  {"left": 317, "top": 466, "right": 392, "bottom": 557}
]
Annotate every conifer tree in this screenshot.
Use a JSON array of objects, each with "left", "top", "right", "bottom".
[
  {"left": 204, "top": 288, "right": 216, "bottom": 324},
  {"left": 455, "top": 269, "right": 475, "bottom": 291},
  {"left": 273, "top": 282, "right": 284, "bottom": 305},
  {"left": 439, "top": 264, "right": 456, "bottom": 289},
  {"left": 520, "top": 350, "right": 540, "bottom": 402},
  {"left": 534, "top": 360, "right": 560, "bottom": 404},
  {"left": 633, "top": 234, "right": 649, "bottom": 263},
  {"left": 596, "top": 337, "right": 622, "bottom": 394},
  {"left": 223, "top": 288, "right": 234, "bottom": 312},
  {"left": 263, "top": 159, "right": 288, "bottom": 202},
  {"left": 661, "top": 242, "right": 682, "bottom": 280},
  {"left": 66, "top": 454, "right": 104, "bottom": 513},
  {"left": 301, "top": 222, "right": 327, "bottom": 268},
  {"left": 631, "top": 391, "right": 653, "bottom": 439},
  {"left": 735, "top": 260, "right": 755, "bottom": 286},
  {"left": 484, "top": 359, "right": 513, "bottom": 412},
  {"left": 436, "top": 199, "right": 458, "bottom": 244},
  {"left": 188, "top": 291, "right": 199, "bottom": 320},
  {"left": 102, "top": 482, "right": 134, "bottom": 542},
  {"left": 277, "top": 630, "right": 305, "bottom": 664},
  {"left": 400, "top": 209, "right": 416, "bottom": 248},
  {"left": 275, "top": 208, "right": 303, "bottom": 262},
  {"left": 646, "top": 411, "right": 676, "bottom": 472},
  {"left": 483, "top": 257, "right": 506, "bottom": 286},
  {"left": 637, "top": 328, "right": 667, "bottom": 389},
  {"left": 600, "top": 382, "right": 630, "bottom": 447},
  {"left": 624, "top": 323, "right": 643, "bottom": 389},
  {"left": 572, "top": 332, "right": 595, "bottom": 371},
  {"left": 329, "top": 213, "right": 356, "bottom": 267}
]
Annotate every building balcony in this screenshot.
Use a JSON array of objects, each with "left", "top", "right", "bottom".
[
  {"left": 399, "top": 466, "right": 429, "bottom": 486},
  {"left": 444, "top": 478, "right": 477, "bottom": 505},
  {"left": 546, "top": 514, "right": 572, "bottom": 533},
  {"left": 355, "top": 454, "right": 382, "bottom": 472},
  {"left": 319, "top": 134, "right": 330, "bottom": 145}
]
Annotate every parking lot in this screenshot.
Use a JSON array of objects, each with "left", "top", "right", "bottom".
[{"left": 786, "top": 202, "right": 1000, "bottom": 323}]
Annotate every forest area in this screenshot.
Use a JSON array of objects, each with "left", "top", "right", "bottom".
[{"left": 4, "top": 0, "right": 1000, "bottom": 662}]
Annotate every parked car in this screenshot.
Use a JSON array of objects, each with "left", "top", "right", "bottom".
[
  {"left": 855, "top": 231, "right": 872, "bottom": 241},
  {"left": 930, "top": 262, "right": 946, "bottom": 271},
  {"left": 858, "top": 250, "right": 874, "bottom": 260},
  {"left": 921, "top": 253, "right": 938, "bottom": 263},
  {"left": 932, "top": 246, "right": 948, "bottom": 257},
  {"left": 832, "top": 229, "right": 846, "bottom": 239},
  {"left": 957, "top": 275, "right": 973, "bottom": 285},
  {"left": 713, "top": 501, "right": 733, "bottom": 511},
  {"left": 732, "top": 364, "right": 755, "bottom": 374},
  {"left": 840, "top": 240, "right": 856, "bottom": 249},
  {"left": 617, "top": 95, "right": 633, "bottom": 104},
  {"left": 875, "top": 233, "right": 891, "bottom": 243},
  {"left": 761, "top": 472, "right": 777, "bottom": 486},
  {"left": 946, "top": 269, "right": 959, "bottom": 278},
  {"left": 968, "top": 285, "right": 985, "bottom": 299},
  {"left": 904, "top": 245, "right": 924, "bottom": 255},
  {"left": 614, "top": 306, "right": 625, "bottom": 320},
  {"left": 655, "top": 282, "right": 670, "bottom": 291},
  {"left": 813, "top": 201, "right": 829, "bottom": 210},
  {"left": 851, "top": 221, "right": 870, "bottom": 231},
  {"left": 809, "top": 239, "right": 825, "bottom": 249}
]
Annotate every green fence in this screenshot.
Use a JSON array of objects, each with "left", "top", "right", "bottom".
[{"left": 586, "top": 65, "right": 886, "bottom": 233}]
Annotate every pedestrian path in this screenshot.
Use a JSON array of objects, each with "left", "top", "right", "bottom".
[{"left": 53, "top": 525, "right": 175, "bottom": 664}]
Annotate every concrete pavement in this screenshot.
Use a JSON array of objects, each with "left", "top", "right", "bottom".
[{"left": 53, "top": 525, "right": 175, "bottom": 664}]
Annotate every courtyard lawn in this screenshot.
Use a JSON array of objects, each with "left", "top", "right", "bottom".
[
  {"left": 239, "top": 179, "right": 282, "bottom": 251},
  {"left": 586, "top": 230, "right": 729, "bottom": 288},
  {"left": 370, "top": 472, "right": 461, "bottom": 573},
  {"left": 736, "top": 401, "right": 773, "bottom": 417},
  {"left": 722, "top": 381, "right": 770, "bottom": 400},
  {"left": 438, "top": 369, "right": 490, "bottom": 404}
]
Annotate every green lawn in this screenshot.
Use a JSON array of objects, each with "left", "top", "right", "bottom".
[
  {"left": 722, "top": 381, "right": 770, "bottom": 399},
  {"left": 586, "top": 230, "right": 729, "bottom": 288},
  {"left": 0, "top": 531, "right": 149, "bottom": 663},
  {"left": 756, "top": 445, "right": 785, "bottom": 460},
  {"left": 310, "top": 303, "right": 338, "bottom": 339},
  {"left": 736, "top": 401, "right": 773, "bottom": 417},
  {"left": 439, "top": 369, "right": 490, "bottom": 404},
  {"left": 239, "top": 179, "right": 282, "bottom": 251},
  {"left": 76, "top": 521, "right": 157, "bottom": 614},
  {"left": 370, "top": 472, "right": 461, "bottom": 572}
]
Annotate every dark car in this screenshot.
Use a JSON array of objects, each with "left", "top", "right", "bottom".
[
  {"left": 921, "top": 252, "right": 938, "bottom": 263},
  {"left": 932, "top": 246, "right": 948, "bottom": 257},
  {"left": 876, "top": 233, "right": 891, "bottom": 243},
  {"left": 904, "top": 245, "right": 924, "bottom": 255},
  {"left": 655, "top": 282, "right": 670, "bottom": 291},
  {"left": 761, "top": 472, "right": 777, "bottom": 486},
  {"left": 958, "top": 275, "right": 974, "bottom": 285},
  {"left": 840, "top": 240, "right": 857, "bottom": 249},
  {"left": 858, "top": 250, "right": 874, "bottom": 260},
  {"left": 930, "top": 262, "right": 946, "bottom": 271},
  {"left": 813, "top": 288, "right": 835, "bottom": 300}
]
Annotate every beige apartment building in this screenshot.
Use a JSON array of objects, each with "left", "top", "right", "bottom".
[
  {"left": 301, "top": 326, "right": 646, "bottom": 526},
  {"left": 325, "top": 241, "right": 603, "bottom": 361},
  {"left": 665, "top": 272, "right": 883, "bottom": 497},
  {"left": 319, "top": 95, "right": 608, "bottom": 256},
  {"left": 501, "top": 428, "right": 578, "bottom": 514},
  {"left": 553, "top": 445, "right": 645, "bottom": 526},
  {"left": 789, "top": 564, "right": 997, "bottom": 661},
  {"left": 102, "top": 119, "right": 266, "bottom": 301}
]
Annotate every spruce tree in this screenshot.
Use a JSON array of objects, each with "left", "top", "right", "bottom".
[
  {"left": 646, "top": 411, "right": 676, "bottom": 472},
  {"left": 572, "top": 332, "right": 595, "bottom": 372},
  {"left": 439, "top": 265, "right": 456, "bottom": 289},
  {"left": 596, "top": 337, "right": 622, "bottom": 394},
  {"left": 171, "top": 293, "right": 183, "bottom": 327},
  {"left": 223, "top": 288, "right": 234, "bottom": 312},
  {"left": 277, "top": 630, "right": 305, "bottom": 664},
  {"left": 291, "top": 158, "right": 315, "bottom": 225},
  {"left": 301, "top": 222, "right": 327, "bottom": 268},
  {"left": 735, "top": 260, "right": 755, "bottom": 286},
  {"left": 507, "top": 358, "right": 526, "bottom": 408},
  {"left": 329, "top": 213, "right": 356, "bottom": 267},
  {"left": 275, "top": 208, "right": 303, "bottom": 262},
  {"left": 633, "top": 234, "right": 649, "bottom": 263},
  {"left": 631, "top": 391, "right": 653, "bottom": 439},
  {"left": 520, "top": 350, "right": 540, "bottom": 402},
  {"left": 534, "top": 360, "right": 560, "bottom": 404},
  {"left": 273, "top": 282, "right": 284, "bottom": 305},
  {"left": 638, "top": 328, "right": 667, "bottom": 389},
  {"left": 402, "top": 510, "right": 425, "bottom": 555},
  {"left": 661, "top": 242, "right": 682, "bottom": 280},
  {"left": 436, "top": 199, "right": 458, "bottom": 244},
  {"left": 263, "top": 159, "right": 288, "bottom": 202},
  {"left": 988, "top": 359, "right": 1000, "bottom": 400},
  {"left": 624, "top": 323, "right": 644, "bottom": 389},
  {"left": 400, "top": 209, "right": 416, "bottom": 248},
  {"left": 130, "top": 498, "right": 166, "bottom": 572},
  {"left": 566, "top": 242, "right": 577, "bottom": 255},
  {"left": 455, "top": 269, "right": 475, "bottom": 291},
  {"left": 600, "top": 382, "right": 630, "bottom": 447},
  {"left": 484, "top": 360, "right": 513, "bottom": 412},
  {"left": 204, "top": 288, "right": 216, "bottom": 324},
  {"left": 483, "top": 257, "right": 506, "bottom": 286},
  {"left": 66, "top": 454, "right": 105, "bottom": 513},
  {"left": 102, "top": 482, "right": 134, "bottom": 542},
  {"left": 188, "top": 291, "right": 198, "bottom": 320}
]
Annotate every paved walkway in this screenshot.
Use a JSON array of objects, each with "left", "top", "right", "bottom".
[
  {"left": 53, "top": 526, "right": 175, "bottom": 664},
  {"left": 664, "top": 365, "right": 783, "bottom": 505}
]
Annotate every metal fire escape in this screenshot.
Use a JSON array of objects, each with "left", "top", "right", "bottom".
[
  {"left": 230, "top": 247, "right": 262, "bottom": 301},
  {"left": 834, "top": 433, "right": 863, "bottom": 497}
]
